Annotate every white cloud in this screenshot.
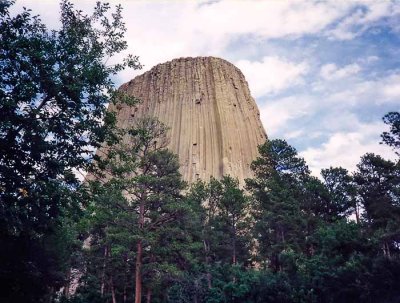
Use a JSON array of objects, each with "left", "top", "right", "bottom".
[
  {"left": 365, "top": 55, "right": 379, "bottom": 63},
  {"left": 300, "top": 123, "right": 396, "bottom": 176},
  {"left": 320, "top": 63, "right": 361, "bottom": 80},
  {"left": 237, "top": 57, "right": 309, "bottom": 97},
  {"left": 10, "top": 0, "right": 400, "bottom": 95},
  {"left": 8, "top": 0, "right": 400, "bottom": 178},
  {"left": 117, "top": 0, "right": 348, "bottom": 79},
  {"left": 324, "top": 80, "right": 373, "bottom": 107},
  {"left": 261, "top": 68, "right": 400, "bottom": 176},
  {"left": 382, "top": 75, "right": 400, "bottom": 99},
  {"left": 322, "top": 72, "right": 400, "bottom": 106},
  {"left": 189, "top": 1, "right": 349, "bottom": 40},
  {"left": 259, "top": 96, "right": 312, "bottom": 137},
  {"left": 259, "top": 93, "right": 396, "bottom": 177},
  {"left": 259, "top": 85, "right": 398, "bottom": 176},
  {"left": 12, "top": 0, "right": 398, "bottom": 83},
  {"left": 327, "top": 1, "right": 400, "bottom": 40},
  {"left": 383, "top": 84, "right": 400, "bottom": 98},
  {"left": 286, "top": 129, "right": 305, "bottom": 139}
]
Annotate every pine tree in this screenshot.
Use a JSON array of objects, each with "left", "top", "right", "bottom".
[
  {"left": 354, "top": 153, "right": 400, "bottom": 258},
  {"left": 246, "top": 139, "right": 309, "bottom": 271},
  {"left": 321, "top": 167, "right": 358, "bottom": 222},
  {"left": 82, "top": 118, "right": 187, "bottom": 303},
  {"left": 382, "top": 111, "right": 400, "bottom": 154},
  {"left": 205, "top": 176, "right": 251, "bottom": 266}
]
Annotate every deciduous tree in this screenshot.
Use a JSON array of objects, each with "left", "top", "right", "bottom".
[{"left": 0, "top": 1, "right": 140, "bottom": 301}]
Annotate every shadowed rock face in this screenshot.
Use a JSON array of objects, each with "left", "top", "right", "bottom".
[{"left": 111, "top": 56, "right": 267, "bottom": 184}]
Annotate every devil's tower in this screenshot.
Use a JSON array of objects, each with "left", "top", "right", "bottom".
[{"left": 110, "top": 57, "right": 266, "bottom": 184}]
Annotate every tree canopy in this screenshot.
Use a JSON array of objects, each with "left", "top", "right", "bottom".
[{"left": 0, "top": 1, "right": 140, "bottom": 301}]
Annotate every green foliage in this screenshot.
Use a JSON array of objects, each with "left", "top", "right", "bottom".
[
  {"left": 247, "top": 139, "right": 311, "bottom": 270},
  {"left": 244, "top": 138, "right": 400, "bottom": 302},
  {"left": 0, "top": 0, "right": 140, "bottom": 236},
  {"left": 207, "top": 176, "right": 252, "bottom": 265},
  {"left": 354, "top": 153, "right": 400, "bottom": 257},
  {"left": 321, "top": 167, "right": 357, "bottom": 221},
  {"left": 77, "top": 118, "right": 194, "bottom": 302},
  {"left": 0, "top": 1, "right": 140, "bottom": 302},
  {"left": 382, "top": 111, "right": 400, "bottom": 154},
  {"left": 185, "top": 175, "right": 253, "bottom": 275}
]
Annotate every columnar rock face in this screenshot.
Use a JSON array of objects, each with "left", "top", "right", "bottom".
[{"left": 111, "top": 57, "right": 267, "bottom": 184}]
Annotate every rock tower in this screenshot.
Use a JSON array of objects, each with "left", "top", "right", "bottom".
[{"left": 110, "top": 57, "right": 266, "bottom": 184}]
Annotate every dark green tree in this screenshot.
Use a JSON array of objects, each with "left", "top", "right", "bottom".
[
  {"left": 246, "top": 139, "right": 310, "bottom": 271},
  {"left": 79, "top": 118, "right": 188, "bottom": 303},
  {"left": 0, "top": 1, "right": 140, "bottom": 301},
  {"left": 382, "top": 111, "right": 400, "bottom": 154},
  {"left": 354, "top": 153, "right": 400, "bottom": 258},
  {"left": 300, "top": 220, "right": 371, "bottom": 303},
  {"left": 321, "top": 167, "right": 358, "bottom": 222},
  {"left": 173, "top": 177, "right": 255, "bottom": 303},
  {"left": 208, "top": 176, "right": 251, "bottom": 266}
]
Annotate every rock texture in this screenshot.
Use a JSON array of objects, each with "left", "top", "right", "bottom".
[{"left": 110, "top": 57, "right": 267, "bottom": 184}]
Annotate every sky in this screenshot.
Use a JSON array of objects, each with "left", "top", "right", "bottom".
[{"left": 11, "top": 0, "right": 400, "bottom": 175}]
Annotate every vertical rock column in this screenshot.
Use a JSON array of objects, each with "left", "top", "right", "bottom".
[{"left": 110, "top": 56, "right": 267, "bottom": 184}]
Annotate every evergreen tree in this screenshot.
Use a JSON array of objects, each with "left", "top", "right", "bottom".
[
  {"left": 208, "top": 176, "right": 251, "bottom": 266},
  {"left": 183, "top": 176, "right": 252, "bottom": 295},
  {"left": 382, "top": 111, "right": 400, "bottom": 154},
  {"left": 354, "top": 153, "right": 400, "bottom": 258},
  {"left": 321, "top": 167, "right": 358, "bottom": 222},
  {"left": 80, "top": 118, "right": 188, "bottom": 303},
  {"left": 246, "top": 139, "right": 310, "bottom": 271}
]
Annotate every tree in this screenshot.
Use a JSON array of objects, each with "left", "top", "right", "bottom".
[
  {"left": 211, "top": 176, "right": 251, "bottom": 266},
  {"left": 382, "top": 111, "right": 400, "bottom": 154},
  {"left": 248, "top": 139, "right": 310, "bottom": 182},
  {"left": 300, "top": 220, "right": 371, "bottom": 303},
  {"left": 320, "top": 167, "right": 357, "bottom": 222},
  {"left": 353, "top": 153, "right": 400, "bottom": 258},
  {"left": 82, "top": 118, "right": 188, "bottom": 303},
  {"left": 246, "top": 139, "right": 310, "bottom": 271},
  {"left": 0, "top": 1, "right": 140, "bottom": 301},
  {"left": 199, "top": 178, "right": 251, "bottom": 268}
]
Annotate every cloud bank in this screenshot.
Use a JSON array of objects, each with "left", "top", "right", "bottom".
[{"left": 11, "top": 0, "right": 400, "bottom": 176}]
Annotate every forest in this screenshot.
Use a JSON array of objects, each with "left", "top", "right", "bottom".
[{"left": 1, "top": 1, "right": 399, "bottom": 303}]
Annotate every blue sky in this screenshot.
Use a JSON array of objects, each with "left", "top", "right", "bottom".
[{"left": 11, "top": 0, "right": 400, "bottom": 175}]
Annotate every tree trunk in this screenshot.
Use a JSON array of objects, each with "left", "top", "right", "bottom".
[
  {"left": 207, "top": 272, "right": 212, "bottom": 289},
  {"left": 383, "top": 241, "right": 391, "bottom": 259},
  {"left": 123, "top": 254, "right": 128, "bottom": 303},
  {"left": 64, "top": 269, "right": 71, "bottom": 298},
  {"left": 110, "top": 277, "right": 117, "bottom": 303},
  {"left": 101, "top": 246, "right": 108, "bottom": 297},
  {"left": 232, "top": 222, "right": 237, "bottom": 265},
  {"left": 309, "top": 243, "right": 315, "bottom": 256},
  {"left": 387, "top": 242, "right": 392, "bottom": 259},
  {"left": 355, "top": 201, "right": 360, "bottom": 224},
  {"left": 135, "top": 200, "right": 145, "bottom": 303},
  {"left": 193, "top": 279, "right": 199, "bottom": 303},
  {"left": 203, "top": 239, "right": 212, "bottom": 289},
  {"left": 146, "top": 288, "right": 152, "bottom": 303},
  {"left": 232, "top": 222, "right": 237, "bottom": 284},
  {"left": 135, "top": 240, "right": 143, "bottom": 303}
]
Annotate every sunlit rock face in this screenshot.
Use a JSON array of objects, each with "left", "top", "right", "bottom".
[{"left": 111, "top": 57, "right": 267, "bottom": 184}]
